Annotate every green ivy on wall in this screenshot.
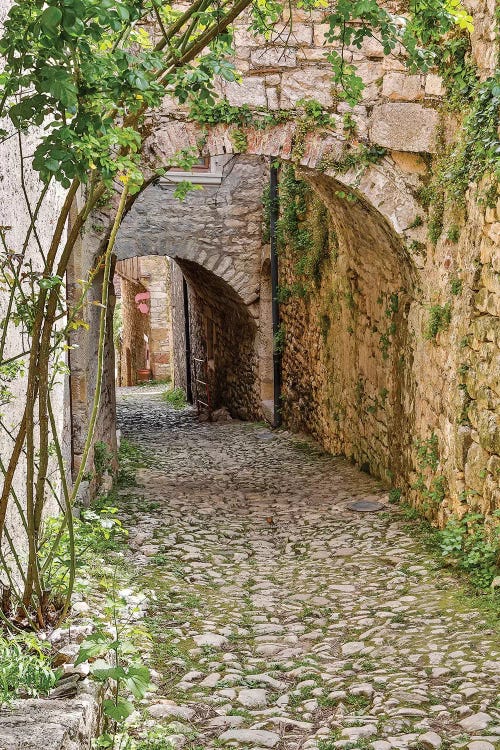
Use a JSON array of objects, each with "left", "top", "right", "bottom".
[{"left": 275, "top": 166, "right": 332, "bottom": 300}]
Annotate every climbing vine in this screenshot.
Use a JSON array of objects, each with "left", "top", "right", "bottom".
[{"left": 275, "top": 166, "right": 332, "bottom": 300}]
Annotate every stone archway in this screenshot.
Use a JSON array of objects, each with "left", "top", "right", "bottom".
[{"left": 67, "top": 117, "right": 432, "bottom": 501}]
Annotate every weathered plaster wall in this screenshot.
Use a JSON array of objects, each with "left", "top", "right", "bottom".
[
  {"left": 117, "top": 274, "right": 151, "bottom": 386},
  {"left": 0, "top": 0, "right": 70, "bottom": 554},
  {"left": 140, "top": 256, "right": 173, "bottom": 382}
]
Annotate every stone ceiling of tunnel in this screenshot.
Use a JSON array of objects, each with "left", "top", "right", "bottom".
[{"left": 115, "top": 155, "right": 268, "bottom": 306}]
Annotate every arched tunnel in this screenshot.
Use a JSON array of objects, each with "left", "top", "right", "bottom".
[
  {"left": 109, "top": 153, "right": 272, "bottom": 423},
  {"left": 69, "top": 146, "right": 421, "bottom": 494}
]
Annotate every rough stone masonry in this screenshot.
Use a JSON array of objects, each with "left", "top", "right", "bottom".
[{"left": 69, "top": 0, "right": 499, "bottom": 526}]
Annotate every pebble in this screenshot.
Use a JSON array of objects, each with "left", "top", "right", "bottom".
[
  {"left": 419, "top": 731, "right": 442, "bottom": 749},
  {"left": 238, "top": 688, "right": 267, "bottom": 708},
  {"left": 459, "top": 713, "right": 492, "bottom": 732},
  {"left": 147, "top": 703, "right": 195, "bottom": 721},
  {"left": 193, "top": 633, "right": 228, "bottom": 648},
  {"left": 341, "top": 641, "right": 365, "bottom": 655}
]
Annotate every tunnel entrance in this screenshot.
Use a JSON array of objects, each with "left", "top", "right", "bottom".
[
  {"left": 112, "top": 251, "right": 262, "bottom": 420},
  {"left": 97, "top": 152, "right": 274, "bottom": 435},
  {"left": 67, "top": 134, "right": 422, "bottom": 503}
]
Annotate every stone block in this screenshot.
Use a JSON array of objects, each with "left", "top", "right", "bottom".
[
  {"left": 361, "top": 36, "right": 385, "bottom": 58},
  {"left": 455, "top": 424, "right": 473, "bottom": 470},
  {"left": 485, "top": 220, "right": 500, "bottom": 246},
  {"left": 223, "top": 77, "right": 267, "bottom": 107},
  {"left": 382, "top": 56, "right": 406, "bottom": 72},
  {"left": 382, "top": 72, "right": 424, "bottom": 101},
  {"left": 313, "top": 23, "right": 332, "bottom": 46},
  {"left": 469, "top": 402, "right": 500, "bottom": 454},
  {"left": 280, "top": 69, "right": 334, "bottom": 108},
  {"left": 390, "top": 150, "right": 428, "bottom": 175},
  {"left": 464, "top": 440, "right": 490, "bottom": 493},
  {"left": 266, "top": 86, "right": 280, "bottom": 110},
  {"left": 297, "top": 47, "right": 331, "bottom": 62},
  {"left": 250, "top": 47, "right": 297, "bottom": 68},
  {"left": 425, "top": 74, "right": 446, "bottom": 97},
  {"left": 474, "top": 287, "right": 500, "bottom": 316},
  {"left": 286, "top": 22, "right": 313, "bottom": 46},
  {"left": 0, "top": 684, "right": 101, "bottom": 750},
  {"left": 368, "top": 103, "right": 440, "bottom": 152},
  {"left": 481, "top": 263, "right": 500, "bottom": 294},
  {"left": 234, "top": 28, "right": 261, "bottom": 47}
]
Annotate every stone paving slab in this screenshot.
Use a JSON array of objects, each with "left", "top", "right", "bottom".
[{"left": 116, "top": 390, "right": 500, "bottom": 750}]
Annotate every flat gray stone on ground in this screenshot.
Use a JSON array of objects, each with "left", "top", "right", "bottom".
[{"left": 218, "top": 729, "right": 280, "bottom": 747}]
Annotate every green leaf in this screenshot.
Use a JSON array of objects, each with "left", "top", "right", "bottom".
[
  {"left": 123, "top": 665, "right": 152, "bottom": 699},
  {"left": 91, "top": 661, "right": 127, "bottom": 682},
  {"left": 95, "top": 734, "right": 114, "bottom": 748},
  {"left": 75, "top": 632, "right": 112, "bottom": 666},
  {"left": 103, "top": 697, "right": 135, "bottom": 721},
  {"left": 40, "top": 6, "right": 63, "bottom": 32}
]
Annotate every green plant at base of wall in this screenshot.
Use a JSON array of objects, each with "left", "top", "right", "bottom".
[
  {"left": 94, "top": 440, "right": 114, "bottom": 478},
  {"left": 162, "top": 387, "right": 187, "bottom": 409},
  {"left": 412, "top": 433, "right": 449, "bottom": 517},
  {"left": 439, "top": 512, "right": 500, "bottom": 589},
  {"left": 424, "top": 303, "right": 451, "bottom": 340},
  {"left": 389, "top": 488, "right": 402, "bottom": 504},
  {"left": 0, "top": 634, "right": 59, "bottom": 704}
]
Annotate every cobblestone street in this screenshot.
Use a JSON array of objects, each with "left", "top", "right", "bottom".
[{"left": 116, "top": 388, "right": 500, "bottom": 750}]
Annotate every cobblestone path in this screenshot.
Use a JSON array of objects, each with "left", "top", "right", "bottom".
[{"left": 116, "top": 388, "right": 500, "bottom": 750}]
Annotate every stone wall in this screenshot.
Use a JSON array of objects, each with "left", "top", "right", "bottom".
[
  {"left": 277, "top": 151, "right": 499, "bottom": 523},
  {"left": 172, "top": 258, "right": 262, "bottom": 419},
  {"left": 115, "top": 155, "right": 267, "bottom": 306},
  {"left": 279, "top": 173, "right": 414, "bottom": 486},
  {"left": 0, "top": 683, "right": 101, "bottom": 750}
]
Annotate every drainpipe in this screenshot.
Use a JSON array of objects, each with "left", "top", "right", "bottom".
[
  {"left": 270, "top": 160, "right": 282, "bottom": 427},
  {"left": 182, "top": 276, "right": 193, "bottom": 404}
]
